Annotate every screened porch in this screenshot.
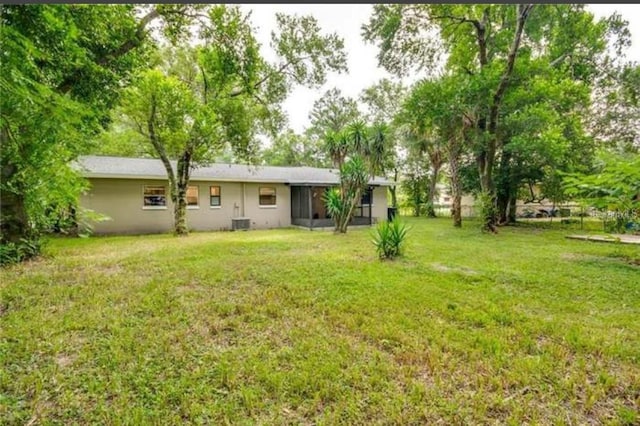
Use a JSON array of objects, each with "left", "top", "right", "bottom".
[{"left": 290, "top": 185, "right": 373, "bottom": 228}]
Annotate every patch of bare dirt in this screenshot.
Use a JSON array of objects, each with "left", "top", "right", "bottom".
[
  {"left": 430, "top": 263, "right": 478, "bottom": 276},
  {"left": 560, "top": 253, "right": 601, "bottom": 261},
  {"left": 55, "top": 353, "right": 76, "bottom": 368}
]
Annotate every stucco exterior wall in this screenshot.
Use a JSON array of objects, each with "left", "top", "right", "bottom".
[
  {"left": 80, "top": 178, "right": 291, "bottom": 234},
  {"left": 243, "top": 183, "right": 291, "bottom": 229},
  {"left": 80, "top": 178, "right": 173, "bottom": 234}
]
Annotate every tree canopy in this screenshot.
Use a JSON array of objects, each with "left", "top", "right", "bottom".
[
  {"left": 118, "top": 5, "right": 348, "bottom": 235},
  {"left": 1, "top": 5, "right": 163, "bottom": 259},
  {"left": 364, "top": 4, "right": 633, "bottom": 230}
]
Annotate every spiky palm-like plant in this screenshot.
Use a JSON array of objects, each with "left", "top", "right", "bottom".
[
  {"left": 323, "top": 120, "right": 389, "bottom": 233},
  {"left": 323, "top": 156, "right": 369, "bottom": 233},
  {"left": 371, "top": 216, "right": 410, "bottom": 259}
]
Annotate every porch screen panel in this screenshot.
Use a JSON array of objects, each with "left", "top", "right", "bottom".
[
  {"left": 300, "top": 187, "right": 310, "bottom": 218},
  {"left": 291, "top": 186, "right": 301, "bottom": 219},
  {"left": 290, "top": 186, "right": 310, "bottom": 219}
]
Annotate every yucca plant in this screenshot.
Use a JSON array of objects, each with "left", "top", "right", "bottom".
[
  {"left": 323, "top": 156, "right": 369, "bottom": 233},
  {"left": 371, "top": 216, "right": 409, "bottom": 259}
]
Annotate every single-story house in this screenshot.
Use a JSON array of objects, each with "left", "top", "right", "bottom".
[{"left": 76, "top": 155, "right": 393, "bottom": 234}]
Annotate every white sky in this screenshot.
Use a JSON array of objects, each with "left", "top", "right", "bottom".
[{"left": 239, "top": 4, "right": 640, "bottom": 135}]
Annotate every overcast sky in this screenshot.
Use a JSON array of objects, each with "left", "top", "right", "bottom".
[{"left": 239, "top": 4, "right": 640, "bottom": 135}]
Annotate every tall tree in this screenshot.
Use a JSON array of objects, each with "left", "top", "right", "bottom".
[
  {"left": 307, "top": 88, "right": 360, "bottom": 143},
  {"left": 363, "top": 4, "right": 628, "bottom": 231},
  {"left": 397, "top": 120, "right": 445, "bottom": 218},
  {"left": 364, "top": 3, "right": 534, "bottom": 231},
  {"left": 492, "top": 59, "right": 594, "bottom": 224},
  {"left": 120, "top": 5, "right": 348, "bottom": 235},
  {"left": 589, "top": 62, "right": 640, "bottom": 154},
  {"left": 400, "top": 74, "right": 475, "bottom": 227},
  {"left": 400, "top": 156, "right": 429, "bottom": 217},
  {"left": 261, "top": 129, "right": 320, "bottom": 167},
  {"left": 1, "top": 4, "right": 193, "bottom": 260},
  {"left": 360, "top": 78, "right": 407, "bottom": 124}
]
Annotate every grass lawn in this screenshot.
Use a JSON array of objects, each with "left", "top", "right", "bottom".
[{"left": 1, "top": 217, "right": 639, "bottom": 424}]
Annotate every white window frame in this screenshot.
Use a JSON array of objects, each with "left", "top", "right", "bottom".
[
  {"left": 186, "top": 185, "right": 199, "bottom": 209},
  {"left": 142, "top": 185, "right": 167, "bottom": 210},
  {"left": 259, "top": 186, "right": 277, "bottom": 208},
  {"left": 209, "top": 185, "right": 222, "bottom": 209}
]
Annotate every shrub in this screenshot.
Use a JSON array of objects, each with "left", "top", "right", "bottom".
[
  {"left": 371, "top": 217, "right": 410, "bottom": 260},
  {"left": 0, "top": 238, "right": 42, "bottom": 267}
]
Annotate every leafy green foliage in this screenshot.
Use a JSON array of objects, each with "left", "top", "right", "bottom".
[
  {"left": 0, "top": 238, "right": 42, "bottom": 266},
  {"left": 321, "top": 119, "right": 391, "bottom": 233},
  {"left": 360, "top": 78, "right": 407, "bottom": 124},
  {"left": 359, "top": 79, "right": 406, "bottom": 207},
  {"left": 323, "top": 156, "right": 370, "bottom": 233},
  {"left": 564, "top": 153, "right": 640, "bottom": 233},
  {"left": 398, "top": 73, "right": 474, "bottom": 225},
  {"left": 489, "top": 55, "right": 597, "bottom": 224},
  {"left": 271, "top": 13, "right": 348, "bottom": 88},
  {"left": 1, "top": 5, "right": 156, "bottom": 262},
  {"left": 119, "top": 5, "right": 348, "bottom": 236},
  {"left": 590, "top": 62, "right": 640, "bottom": 154},
  {"left": 476, "top": 191, "right": 498, "bottom": 234},
  {"left": 362, "top": 4, "right": 440, "bottom": 77},
  {"left": 399, "top": 157, "right": 429, "bottom": 217},
  {"left": 260, "top": 129, "right": 322, "bottom": 167},
  {"left": 308, "top": 88, "right": 361, "bottom": 144},
  {"left": 371, "top": 217, "right": 409, "bottom": 259},
  {"left": 74, "top": 208, "right": 112, "bottom": 238},
  {"left": 323, "top": 187, "right": 343, "bottom": 220},
  {"left": 365, "top": 4, "right": 632, "bottom": 231},
  {"left": 88, "top": 122, "right": 153, "bottom": 158}
]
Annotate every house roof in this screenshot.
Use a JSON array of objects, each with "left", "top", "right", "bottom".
[{"left": 75, "top": 155, "right": 394, "bottom": 186}]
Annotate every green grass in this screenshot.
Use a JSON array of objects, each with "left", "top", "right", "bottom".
[{"left": 1, "top": 217, "right": 639, "bottom": 424}]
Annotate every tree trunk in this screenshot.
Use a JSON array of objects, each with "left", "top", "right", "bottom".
[
  {"left": 496, "top": 148, "right": 521, "bottom": 226},
  {"left": 497, "top": 187, "right": 518, "bottom": 225},
  {"left": 0, "top": 166, "right": 30, "bottom": 244},
  {"left": 425, "top": 161, "right": 441, "bottom": 218},
  {"left": 390, "top": 167, "right": 398, "bottom": 208},
  {"left": 338, "top": 187, "right": 364, "bottom": 233},
  {"left": 448, "top": 139, "right": 463, "bottom": 228},
  {"left": 475, "top": 4, "right": 533, "bottom": 233},
  {"left": 174, "top": 183, "right": 188, "bottom": 236},
  {"left": 475, "top": 122, "right": 497, "bottom": 232},
  {"left": 497, "top": 193, "right": 509, "bottom": 224},
  {"left": 496, "top": 149, "right": 511, "bottom": 225},
  {"left": 174, "top": 153, "right": 192, "bottom": 236},
  {"left": 1, "top": 124, "right": 34, "bottom": 247},
  {"left": 147, "top": 96, "right": 196, "bottom": 237},
  {"left": 452, "top": 192, "right": 462, "bottom": 227},
  {"left": 508, "top": 194, "right": 517, "bottom": 224},
  {"left": 412, "top": 179, "right": 421, "bottom": 217},
  {"left": 390, "top": 186, "right": 397, "bottom": 209},
  {"left": 477, "top": 132, "right": 497, "bottom": 232}
]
